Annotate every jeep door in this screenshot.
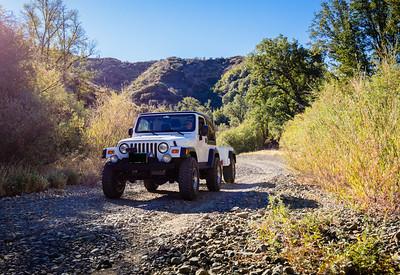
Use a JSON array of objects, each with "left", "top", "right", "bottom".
[{"left": 196, "top": 115, "right": 209, "bottom": 163}]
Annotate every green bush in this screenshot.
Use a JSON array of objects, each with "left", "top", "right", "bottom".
[
  {"left": 281, "top": 63, "right": 400, "bottom": 212},
  {"left": 217, "top": 118, "right": 264, "bottom": 153},
  {"left": 46, "top": 170, "right": 67, "bottom": 189},
  {"left": 259, "top": 197, "right": 396, "bottom": 274},
  {"left": 0, "top": 165, "right": 49, "bottom": 197}
]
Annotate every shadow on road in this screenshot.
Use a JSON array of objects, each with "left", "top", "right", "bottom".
[{"left": 109, "top": 181, "right": 319, "bottom": 214}]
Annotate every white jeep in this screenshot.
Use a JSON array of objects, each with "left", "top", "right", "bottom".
[{"left": 101, "top": 111, "right": 236, "bottom": 200}]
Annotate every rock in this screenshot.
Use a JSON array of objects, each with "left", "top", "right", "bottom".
[
  {"left": 171, "top": 257, "right": 181, "bottom": 265},
  {"left": 255, "top": 244, "right": 268, "bottom": 253},
  {"left": 393, "top": 230, "right": 400, "bottom": 246},
  {"left": 189, "top": 257, "right": 200, "bottom": 265},
  {"left": 214, "top": 224, "right": 224, "bottom": 232},
  {"left": 178, "top": 265, "right": 192, "bottom": 274},
  {"left": 283, "top": 266, "right": 295, "bottom": 274},
  {"left": 96, "top": 259, "right": 112, "bottom": 270},
  {"left": 210, "top": 265, "right": 222, "bottom": 273},
  {"left": 236, "top": 212, "right": 249, "bottom": 219},
  {"left": 272, "top": 265, "right": 282, "bottom": 275},
  {"left": 195, "top": 268, "right": 209, "bottom": 275},
  {"left": 231, "top": 206, "right": 240, "bottom": 212}
]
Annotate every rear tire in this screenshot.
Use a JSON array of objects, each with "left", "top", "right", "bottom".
[
  {"left": 206, "top": 156, "right": 222, "bottom": 191},
  {"left": 143, "top": 180, "right": 160, "bottom": 192},
  {"left": 102, "top": 162, "right": 126, "bottom": 199},
  {"left": 178, "top": 157, "right": 200, "bottom": 200},
  {"left": 223, "top": 156, "right": 236, "bottom": 183}
]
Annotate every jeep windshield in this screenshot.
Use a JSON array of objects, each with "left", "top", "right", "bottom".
[{"left": 135, "top": 114, "right": 196, "bottom": 133}]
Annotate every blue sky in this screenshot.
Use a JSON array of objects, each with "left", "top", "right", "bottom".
[{"left": 2, "top": 0, "right": 323, "bottom": 62}]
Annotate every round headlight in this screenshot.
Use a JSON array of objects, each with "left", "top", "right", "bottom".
[
  {"left": 161, "top": 154, "right": 172, "bottom": 163},
  {"left": 119, "top": 143, "right": 129, "bottom": 154},
  {"left": 158, "top": 142, "right": 169, "bottom": 153},
  {"left": 110, "top": 155, "right": 119, "bottom": 163}
]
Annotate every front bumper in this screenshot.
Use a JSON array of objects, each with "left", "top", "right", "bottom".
[{"left": 108, "top": 156, "right": 182, "bottom": 180}]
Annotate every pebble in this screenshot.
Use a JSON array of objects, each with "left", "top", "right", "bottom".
[
  {"left": 195, "top": 268, "right": 209, "bottom": 275},
  {"left": 178, "top": 265, "right": 192, "bottom": 274}
]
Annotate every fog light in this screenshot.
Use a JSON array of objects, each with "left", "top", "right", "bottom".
[
  {"left": 110, "top": 155, "right": 119, "bottom": 163},
  {"left": 161, "top": 154, "right": 172, "bottom": 163}
]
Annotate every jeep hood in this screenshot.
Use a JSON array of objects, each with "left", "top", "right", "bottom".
[{"left": 119, "top": 135, "right": 188, "bottom": 143}]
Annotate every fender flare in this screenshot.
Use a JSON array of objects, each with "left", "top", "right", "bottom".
[
  {"left": 207, "top": 148, "right": 220, "bottom": 168},
  {"left": 228, "top": 151, "right": 236, "bottom": 163},
  {"left": 180, "top": 147, "right": 198, "bottom": 161}
]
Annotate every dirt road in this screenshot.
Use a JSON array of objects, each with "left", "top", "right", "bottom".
[{"left": 2, "top": 152, "right": 396, "bottom": 274}]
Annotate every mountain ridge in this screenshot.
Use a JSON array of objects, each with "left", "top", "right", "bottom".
[{"left": 86, "top": 56, "right": 244, "bottom": 107}]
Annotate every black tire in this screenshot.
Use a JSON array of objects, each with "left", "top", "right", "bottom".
[
  {"left": 178, "top": 157, "right": 200, "bottom": 200},
  {"left": 102, "top": 162, "right": 126, "bottom": 199},
  {"left": 143, "top": 180, "right": 160, "bottom": 192},
  {"left": 223, "top": 156, "right": 236, "bottom": 183},
  {"left": 206, "top": 156, "right": 222, "bottom": 191}
]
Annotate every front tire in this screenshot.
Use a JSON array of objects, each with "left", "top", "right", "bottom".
[
  {"left": 223, "top": 156, "right": 236, "bottom": 183},
  {"left": 102, "top": 162, "right": 126, "bottom": 199},
  {"left": 178, "top": 157, "right": 200, "bottom": 200},
  {"left": 206, "top": 156, "right": 222, "bottom": 191},
  {"left": 143, "top": 180, "right": 160, "bottom": 192}
]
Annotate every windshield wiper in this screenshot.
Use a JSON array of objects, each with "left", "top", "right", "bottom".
[
  {"left": 149, "top": 130, "right": 158, "bottom": 135},
  {"left": 175, "top": 131, "right": 185, "bottom": 136}
]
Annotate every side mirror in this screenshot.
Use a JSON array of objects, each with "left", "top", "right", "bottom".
[
  {"left": 128, "top": 128, "right": 133, "bottom": 136},
  {"left": 200, "top": 125, "right": 208, "bottom": 136}
]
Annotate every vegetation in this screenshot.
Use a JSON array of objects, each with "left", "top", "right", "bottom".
[
  {"left": 217, "top": 118, "right": 263, "bottom": 153},
  {"left": 0, "top": 165, "right": 49, "bottom": 197},
  {"left": 214, "top": 36, "right": 324, "bottom": 151},
  {"left": 311, "top": 0, "right": 400, "bottom": 77},
  {"left": 259, "top": 197, "right": 396, "bottom": 274},
  {"left": 282, "top": 62, "right": 400, "bottom": 212},
  {"left": 1, "top": 0, "right": 399, "bottom": 220}
]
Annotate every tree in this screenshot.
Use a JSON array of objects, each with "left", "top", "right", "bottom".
[
  {"left": 247, "top": 35, "right": 325, "bottom": 141},
  {"left": 311, "top": 0, "right": 400, "bottom": 77},
  {"left": 213, "top": 63, "right": 252, "bottom": 126},
  {"left": 176, "top": 97, "right": 212, "bottom": 117},
  {"left": 22, "top": 0, "right": 95, "bottom": 86},
  {"left": 0, "top": 8, "right": 54, "bottom": 164}
]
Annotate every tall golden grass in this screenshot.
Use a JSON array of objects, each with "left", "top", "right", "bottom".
[{"left": 281, "top": 63, "right": 400, "bottom": 213}]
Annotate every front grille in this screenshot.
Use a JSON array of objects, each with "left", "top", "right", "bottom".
[{"left": 129, "top": 142, "right": 158, "bottom": 154}]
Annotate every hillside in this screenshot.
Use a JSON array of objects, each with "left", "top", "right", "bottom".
[
  {"left": 85, "top": 58, "right": 156, "bottom": 91},
  {"left": 86, "top": 56, "right": 243, "bottom": 107},
  {"left": 127, "top": 56, "right": 243, "bottom": 107}
]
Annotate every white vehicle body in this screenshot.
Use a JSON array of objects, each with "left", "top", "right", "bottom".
[{"left": 101, "top": 111, "right": 236, "bottom": 200}]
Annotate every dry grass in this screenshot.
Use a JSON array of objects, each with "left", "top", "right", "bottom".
[
  {"left": 259, "top": 197, "right": 396, "bottom": 274},
  {"left": 0, "top": 165, "right": 49, "bottom": 197},
  {"left": 281, "top": 63, "right": 400, "bottom": 213}
]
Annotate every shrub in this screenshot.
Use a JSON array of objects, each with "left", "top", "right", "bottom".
[
  {"left": 0, "top": 165, "right": 49, "bottom": 197},
  {"left": 61, "top": 168, "right": 80, "bottom": 185},
  {"left": 57, "top": 154, "right": 102, "bottom": 186},
  {"left": 46, "top": 170, "right": 67, "bottom": 189},
  {"left": 33, "top": 62, "right": 87, "bottom": 155},
  {"left": 259, "top": 197, "right": 395, "bottom": 274},
  {"left": 84, "top": 92, "right": 139, "bottom": 154},
  {"left": 217, "top": 118, "right": 264, "bottom": 153},
  {"left": 281, "top": 63, "right": 400, "bottom": 213}
]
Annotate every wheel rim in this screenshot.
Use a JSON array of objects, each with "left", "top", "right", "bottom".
[
  {"left": 216, "top": 163, "right": 222, "bottom": 185},
  {"left": 115, "top": 173, "right": 125, "bottom": 192},
  {"left": 192, "top": 167, "right": 199, "bottom": 191}
]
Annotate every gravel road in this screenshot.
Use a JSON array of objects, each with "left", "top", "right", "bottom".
[{"left": 1, "top": 152, "right": 399, "bottom": 275}]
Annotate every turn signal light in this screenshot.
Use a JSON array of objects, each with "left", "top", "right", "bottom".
[
  {"left": 171, "top": 149, "right": 179, "bottom": 154},
  {"left": 107, "top": 149, "right": 115, "bottom": 155}
]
